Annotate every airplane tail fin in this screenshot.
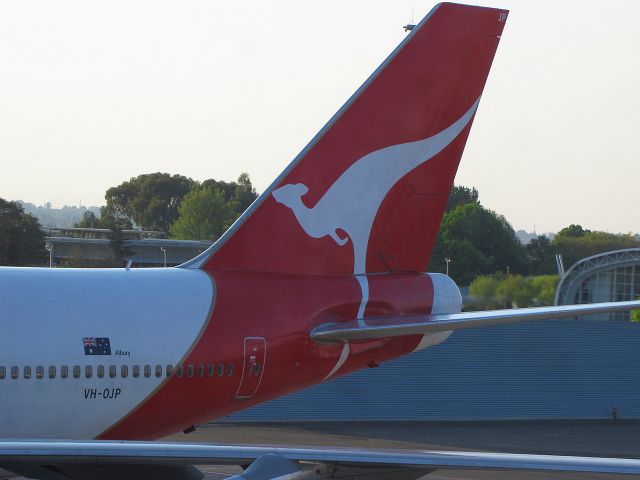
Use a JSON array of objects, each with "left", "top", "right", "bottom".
[{"left": 186, "top": 3, "right": 508, "bottom": 276}]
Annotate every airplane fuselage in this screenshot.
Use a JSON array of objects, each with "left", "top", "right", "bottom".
[{"left": 0, "top": 266, "right": 458, "bottom": 440}]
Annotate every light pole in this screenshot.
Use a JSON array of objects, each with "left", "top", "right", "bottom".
[
  {"left": 160, "top": 246, "right": 167, "bottom": 268},
  {"left": 504, "top": 265, "right": 511, "bottom": 309},
  {"left": 444, "top": 257, "right": 451, "bottom": 276},
  {"left": 45, "top": 242, "right": 54, "bottom": 268}
]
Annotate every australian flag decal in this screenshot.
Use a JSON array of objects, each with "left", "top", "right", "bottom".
[{"left": 83, "top": 337, "right": 111, "bottom": 355}]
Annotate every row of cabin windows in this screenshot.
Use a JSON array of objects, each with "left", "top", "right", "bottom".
[{"left": 0, "top": 363, "right": 234, "bottom": 380}]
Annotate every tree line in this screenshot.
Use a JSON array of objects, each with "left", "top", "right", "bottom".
[
  {"left": 75, "top": 172, "right": 257, "bottom": 239},
  {"left": 428, "top": 186, "right": 640, "bottom": 285},
  {"left": 1, "top": 175, "right": 638, "bottom": 295}
]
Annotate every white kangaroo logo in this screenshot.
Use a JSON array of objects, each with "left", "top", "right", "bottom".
[{"left": 273, "top": 98, "right": 480, "bottom": 321}]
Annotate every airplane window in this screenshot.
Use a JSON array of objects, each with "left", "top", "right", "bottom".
[
  {"left": 0, "top": 366, "right": 5, "bottom": 379},
  {"left": 166, "top": 364, "right": 174, "bottom": 377},
  {"left": 155, "top": 365, "right": 162, "bottom": 378},
  {"left": 217, "top": 364, "right": 224, "bottom": 377},
  {"left": 109, "top": 365, "right": 117, "bottom": 378},
  {"left": 208, "top": 364, "right": 215, "bottom": 377},
  {"left": 176, "top": 365, "right": 183, "bottom": 378},
  {"left": 11, "top": 366, "right": 18, "bottom": 379},
  {"left": 144, "top": 365, "right": 151, "bottom": 378},
  {"left": 24, "top": 366, "right": 32, "bottom": 379},
  {"left": 198, "top": 364, "right": 204, "bottom": 378},
  {"left": 121, "top": 365, "right": 128, "bottom": 378},
  {"left": 61, "top": 366, "right": 68, "bottom": 379},
  {"left": 73, "top": 366, "right": 80, "bottom": 378},
  {"left": 227, "top": 364, "right": 234, "bottom": 376},
  {"left": 85, "top": 365, "right": 93, "bottom": 378},
  {"left": 36, "top": 365, "right": 44, "bottom": 379},
  {"left": 132, "top": 365, "right": 140, "bottom": 378},
  {"left": 49, "top": 366, "right": 56, "bottom": 379},
  {"left": 187, "top": 364, "right": 194, "bottom": 378},
  {"left": 97, "top": 365, "right": 105, "bottom": 378}
]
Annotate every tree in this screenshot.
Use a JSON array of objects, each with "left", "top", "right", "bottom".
[
  {"left": 105, "top": 173, "right": 195, "bottom": 231},
  {"left": 75, "top": 207, "right": 133, "bottom": 231},
  {"left": 469, "top": 275, "right": 501, "bottom": 309},
  {"left": 0, "top": 198, "right": 46, "bottom": 266},
  {"left": 432, "top": 203, "right": 528, "bottom": 284},
  {"left": 552, "top": 230, "right": 639, "bottom": 269},
  {"left": 201, "top": 172, "right": 258, "bottom": 216},
  {"left": 169, "top": 186, "right": 236, "bottom": 241},
  {"left": 632, "top": 309, "right": 640, "bottom": 323},
  {"left": 526, "top": 235, "right": 556, "bottom": 275},
  {"left": 556, "top": 224, "right": 591, "bottom": 238},
  {"left": 75, "top": 211, "right": 100, "bottom": 228},
  {"left": 446, "top": 185, "right": 479, "bottom": 212},
  {"left": 469, "top": 273, "right": 559, "bottom": 310},
  {"left": 529, "top": 275, "right": 559, "bottom": 305},
  {"left": 233, "top": 172, "right": 258, "bottom": 213},
  {"left": 497, "top": 274, "right": 534, "bottom": 308},
  {"left": 71, "top": 207, "right": 133, "bottom": 266},
  {"left": 436, "top": 238, "right": 489, "bottom": 285}
]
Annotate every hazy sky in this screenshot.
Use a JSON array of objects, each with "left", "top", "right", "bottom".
[{"left": 1, "top": 1, "right": 638, "bottom": 233}]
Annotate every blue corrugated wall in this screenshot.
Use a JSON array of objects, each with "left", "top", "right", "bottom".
[{"left": 225, "top": 319, "right": 640, "bottom": 421}]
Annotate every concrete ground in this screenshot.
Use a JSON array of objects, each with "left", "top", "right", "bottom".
[{"left": 165, "top": 420, "right": 640, "bottom": 480}]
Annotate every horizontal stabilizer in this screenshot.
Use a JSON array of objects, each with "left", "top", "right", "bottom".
[{"left": 310, "top": 301, "right": 640, "bottom": 343}]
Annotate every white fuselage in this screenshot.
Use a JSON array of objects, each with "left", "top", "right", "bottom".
[{"left": 0, "top": 267, "right": 214, "bottom": 439}]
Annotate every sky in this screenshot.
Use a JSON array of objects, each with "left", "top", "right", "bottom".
[{"left": 0, "top": 1, "right": 638, "bottom": 234}]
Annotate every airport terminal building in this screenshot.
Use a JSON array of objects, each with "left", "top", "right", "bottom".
[{"left": 226, "top": 249, "right": 640, "bottom": 422}]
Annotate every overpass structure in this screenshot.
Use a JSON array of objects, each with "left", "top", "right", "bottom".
[{"left": 44, "top": 227, "right": 211, "bottom": 267}]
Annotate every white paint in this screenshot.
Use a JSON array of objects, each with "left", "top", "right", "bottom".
[
  {"left": 413, "top": 273, "right": 461, "bottom": 352},
  {"left": 322, "top": 343, "right": 350, "bottom": 381},
  {"left": 0, "top": 267, "right": 214, "bottom": 439},
  {"left": 429, "top": 273, "right": 463, "bottom": 315},
  {"left": 273, "top": 99, "right": 479, "bottom": 318},
  {"left": 412, "top": 331, "right": 453, "bottom": 352},
  {"left": 355, "top": 275, "right": 369, "bottom": 323}
]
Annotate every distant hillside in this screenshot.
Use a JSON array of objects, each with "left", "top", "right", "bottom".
[{"left": 18, "top": 201, "right": 102, "bottom": 229}]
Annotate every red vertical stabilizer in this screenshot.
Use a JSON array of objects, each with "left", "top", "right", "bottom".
[{"left": 190, "top": 3, "right": 508, "bottom": 276}]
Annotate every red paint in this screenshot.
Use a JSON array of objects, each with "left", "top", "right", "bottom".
[
  {"left": 99, "top": 4, "right": 507, "bottom": 440},
  {"left": 101, "top": 272, "right": 432, "bottom": 439},
  {"left": 202, "top": 3, "right": 506, "bottom": 277}
]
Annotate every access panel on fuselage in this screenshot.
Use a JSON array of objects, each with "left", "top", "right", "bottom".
[{"left": 235, "top": 337, "right": 266, "bottom": 399}]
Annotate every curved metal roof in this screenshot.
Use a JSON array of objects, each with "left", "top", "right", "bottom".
[{"left": 554, "top": 248, "right": 640, "bottom": 305}]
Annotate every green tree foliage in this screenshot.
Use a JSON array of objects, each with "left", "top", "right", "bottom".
[
  {"left": 552, "top": 227, "right": 640, "bottom": 269},
  {"left": 497, "top": 274, "right": 535, "bottom": 309},
  {"left": 556, "top": 224, "right": 591, "bottom": 238},
  {"left": 468, "top": 275, "right": 501, "bottom": 309},
  {"left": 526, "top": 235, "right": 556, "bottom": 275},
  {"left": 105, "top": 172, "right": 258, "bottom": 233},
  {"left": 75, "top": 207, "right": 133, "bottom": 230},
  {"left": 0, "top": 198, "right": 46, "bottom": 266},
  {"left": 469, "top": 274, "right": 559, "bottom": 310},
  {"left": 529, "top": 275, "right": 560, "bottom": 305},
  {"left": 169, "top": 186, "right": 237, "bottom": 241},
  {"left": 75, "top": 211, "right": 100, "bottom": 228},
  {"left": 446, "top": 185, "right": 479, "bottom": 212},
  {"left": 105, "top": 173, "right": 195, "bottom": 231},
  {"left": 201, "top": 172, "right": 258, "bottom": 216},
  {"left": 433, "top": 202, "right": 528, "bottom": 285}
]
